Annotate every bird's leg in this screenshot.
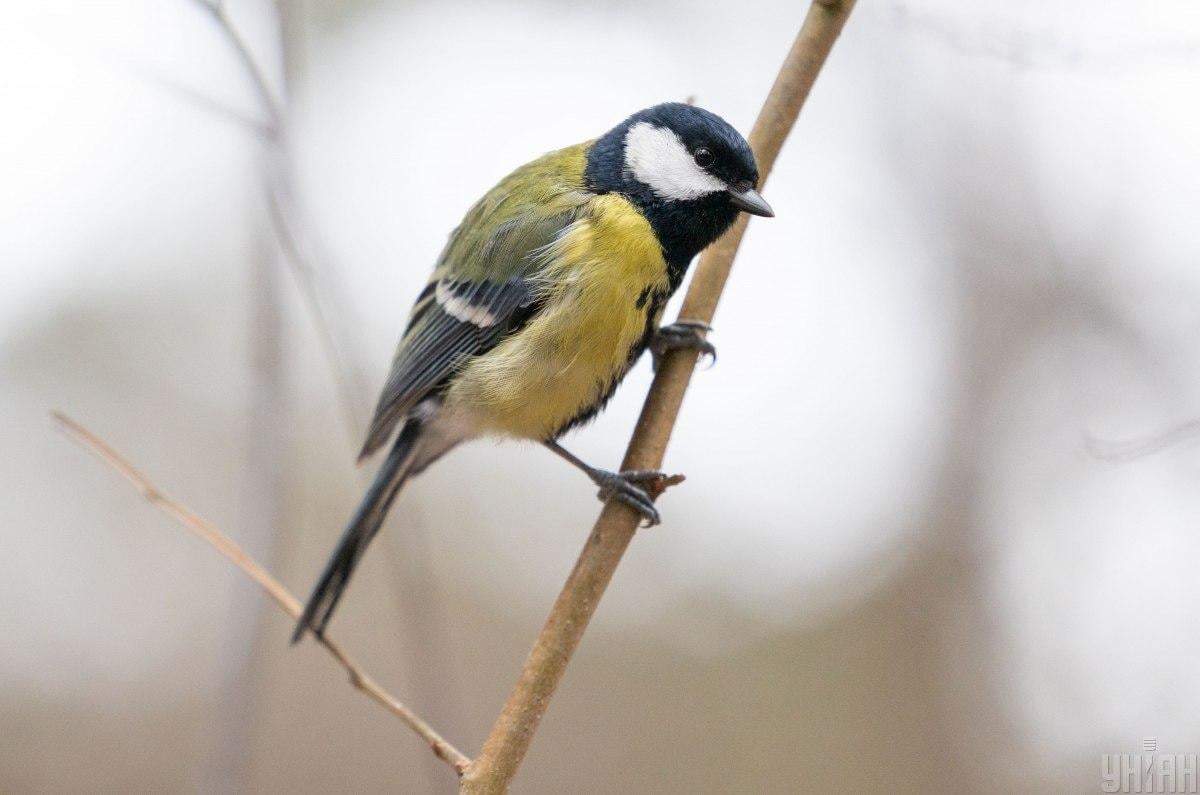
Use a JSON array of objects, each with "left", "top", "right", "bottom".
[
  {"left": 543, "top": 441, "right": 681, "bottom": 527},
  {"left": 650, "top": 319, "right": 716, "bottom": 371}
]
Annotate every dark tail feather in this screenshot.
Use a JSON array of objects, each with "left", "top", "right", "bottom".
[{"left": 291, "top": 420, "right": 423, "bottom": 644}]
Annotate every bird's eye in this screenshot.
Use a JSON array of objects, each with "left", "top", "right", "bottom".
[{"left": 693, "top": 148, "right": 715, "bottom": 168}]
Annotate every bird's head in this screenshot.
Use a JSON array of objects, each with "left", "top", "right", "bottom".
[
  {"left": 587, "top": 102, "right": 773, "bottom": 218},
  {"left": 585, "top": 103, "right": 771, "bottom": 275}
]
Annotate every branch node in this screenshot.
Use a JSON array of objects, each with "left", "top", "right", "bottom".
[{"left": 644, "top": 472, "right": 686, "bottom": 500}]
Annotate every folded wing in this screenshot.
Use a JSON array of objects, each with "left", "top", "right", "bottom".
[{"left": 358, "top": 193, "right": 589, "bottom": 460}]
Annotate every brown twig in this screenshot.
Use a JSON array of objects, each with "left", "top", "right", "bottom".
[
  {"left": 459, "top": 2, "right": 859, "bottom": 791},
  {"left": 50, "top": 411, "right": 471, "bottom": 774}
]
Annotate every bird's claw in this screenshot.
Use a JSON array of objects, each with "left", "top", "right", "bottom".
[
  {"left": 591, "top": 468, "right": 683, "bottom": 527},
  {"left": 650, "top": 321, "right": 717, "bottom": 370}
]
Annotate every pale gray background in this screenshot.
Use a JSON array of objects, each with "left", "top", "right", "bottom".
[{"left": 3, "top": 0, "right": 1200, "bottom": 792}]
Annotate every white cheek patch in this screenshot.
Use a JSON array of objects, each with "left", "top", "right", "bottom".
[
  {"left": 624, "top": 122, "right": 727, "bottom": 201},
  {"left": 436, "top": 280, "right": 499, "bottom": 327}
]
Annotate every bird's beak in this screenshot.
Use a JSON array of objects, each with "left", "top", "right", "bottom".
[{"left": 728, "top": 187, "right": 774, "bottom": 217}]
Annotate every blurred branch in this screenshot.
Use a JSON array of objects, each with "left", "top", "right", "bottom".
[
  {"left": 160, "top": 7, "right": 460, "bottom": 789},
  {"left": 181, "top": 0, "right": 371, "bottom": 437},
  {"left": 188, "top": 0, "right": 283, "bottom": 136},
  {"left": 130, "top": 65, "right": 276, "bottom": 139},
  {"left": 263, "top": 181, "right": 371, "bottom": 434},
  {"left": 887, "top": 1, "right": 1200, "bottom": 71},
  {"left": 203, "top": 8, "right": 464, "bottom": 788},
  {"left": 207, "top": 5, "right": 294, "bottom": 788},
  {"left": 1087, "top": 419, "right": 1200, "bottom": 463},
  {"left": 459, "top": 2, "right": 858, "bottom": 792},
  {"left": 51, "top": 411, "right": 471, "bottom": 774}
]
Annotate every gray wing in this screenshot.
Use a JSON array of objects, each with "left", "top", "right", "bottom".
[{"left": 357, "top": 211, "right": 582, "bottom": 460}]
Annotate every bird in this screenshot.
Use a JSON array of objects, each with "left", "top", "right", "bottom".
[{"left": 292, "top": 102, "right": 772, "bottom": 643}]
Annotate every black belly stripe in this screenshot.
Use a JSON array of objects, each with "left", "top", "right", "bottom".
[
  {"left": 551, "top": 372, "right": 626, "bottom": 439},
  {"left": 632, "top": 288, "right": 668, "bottom": 362},
  {"left": 635, "top": 285, "right": 652, "bottom": 310}
]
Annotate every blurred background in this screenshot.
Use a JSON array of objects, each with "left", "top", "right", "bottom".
[{"left": 4, "top": 0, "right": 1200, "bottom": 792}]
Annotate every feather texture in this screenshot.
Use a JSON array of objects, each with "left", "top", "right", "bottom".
[
  {"left": 357, "top": 147, "right": 595, "bottom": 459},
  {"left": 445, "top": 193, "right": 668, "bottom": 440}
]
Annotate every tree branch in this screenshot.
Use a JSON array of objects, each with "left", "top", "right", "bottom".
[
  {"left": 1087, "top": 418, "right": 1200, "bottom": 462},
  {"left": 180, "top": 0, "right": 372, "bottom": 439},
  {"left": 187, "top": 0, "right": 284, "bottom": 136},
  {"left": 50, "top": 411, "right": 471, "bottom": 774},
  {"left": 459, "top": 2, "right": 858, "bottom": 791}
]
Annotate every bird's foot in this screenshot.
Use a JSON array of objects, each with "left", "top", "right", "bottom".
[
  {"left": 590, "top": 468, "right": 686, "bottom": 527},
  {"left": 650, "top": 320, "right": 716, "bottom": 370}
]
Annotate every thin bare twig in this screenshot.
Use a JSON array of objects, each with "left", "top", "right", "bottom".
[
  {"left": 460, "top": 2, "right": 859, "bottom": 791},
  {"left": 51, "top": 411, "right": 471, "bottom": 774}
]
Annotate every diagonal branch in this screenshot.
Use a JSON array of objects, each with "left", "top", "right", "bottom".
[
  {"left": 178, "top": 0, "right": 372, "bottom": 440},
  {"left": 50, "top": 411, "right": 471, "bottom": 774},
  {"left": 460, "top": 2, "right": 859, "bottom": 791}
]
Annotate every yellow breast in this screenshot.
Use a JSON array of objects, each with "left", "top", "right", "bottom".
[{"left": 446, "top": 194, "right": 668, "bottom": 440}]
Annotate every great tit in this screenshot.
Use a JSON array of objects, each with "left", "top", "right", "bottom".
[{"left": 294, "top": 102, "right": 772, "bottom": 642}]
